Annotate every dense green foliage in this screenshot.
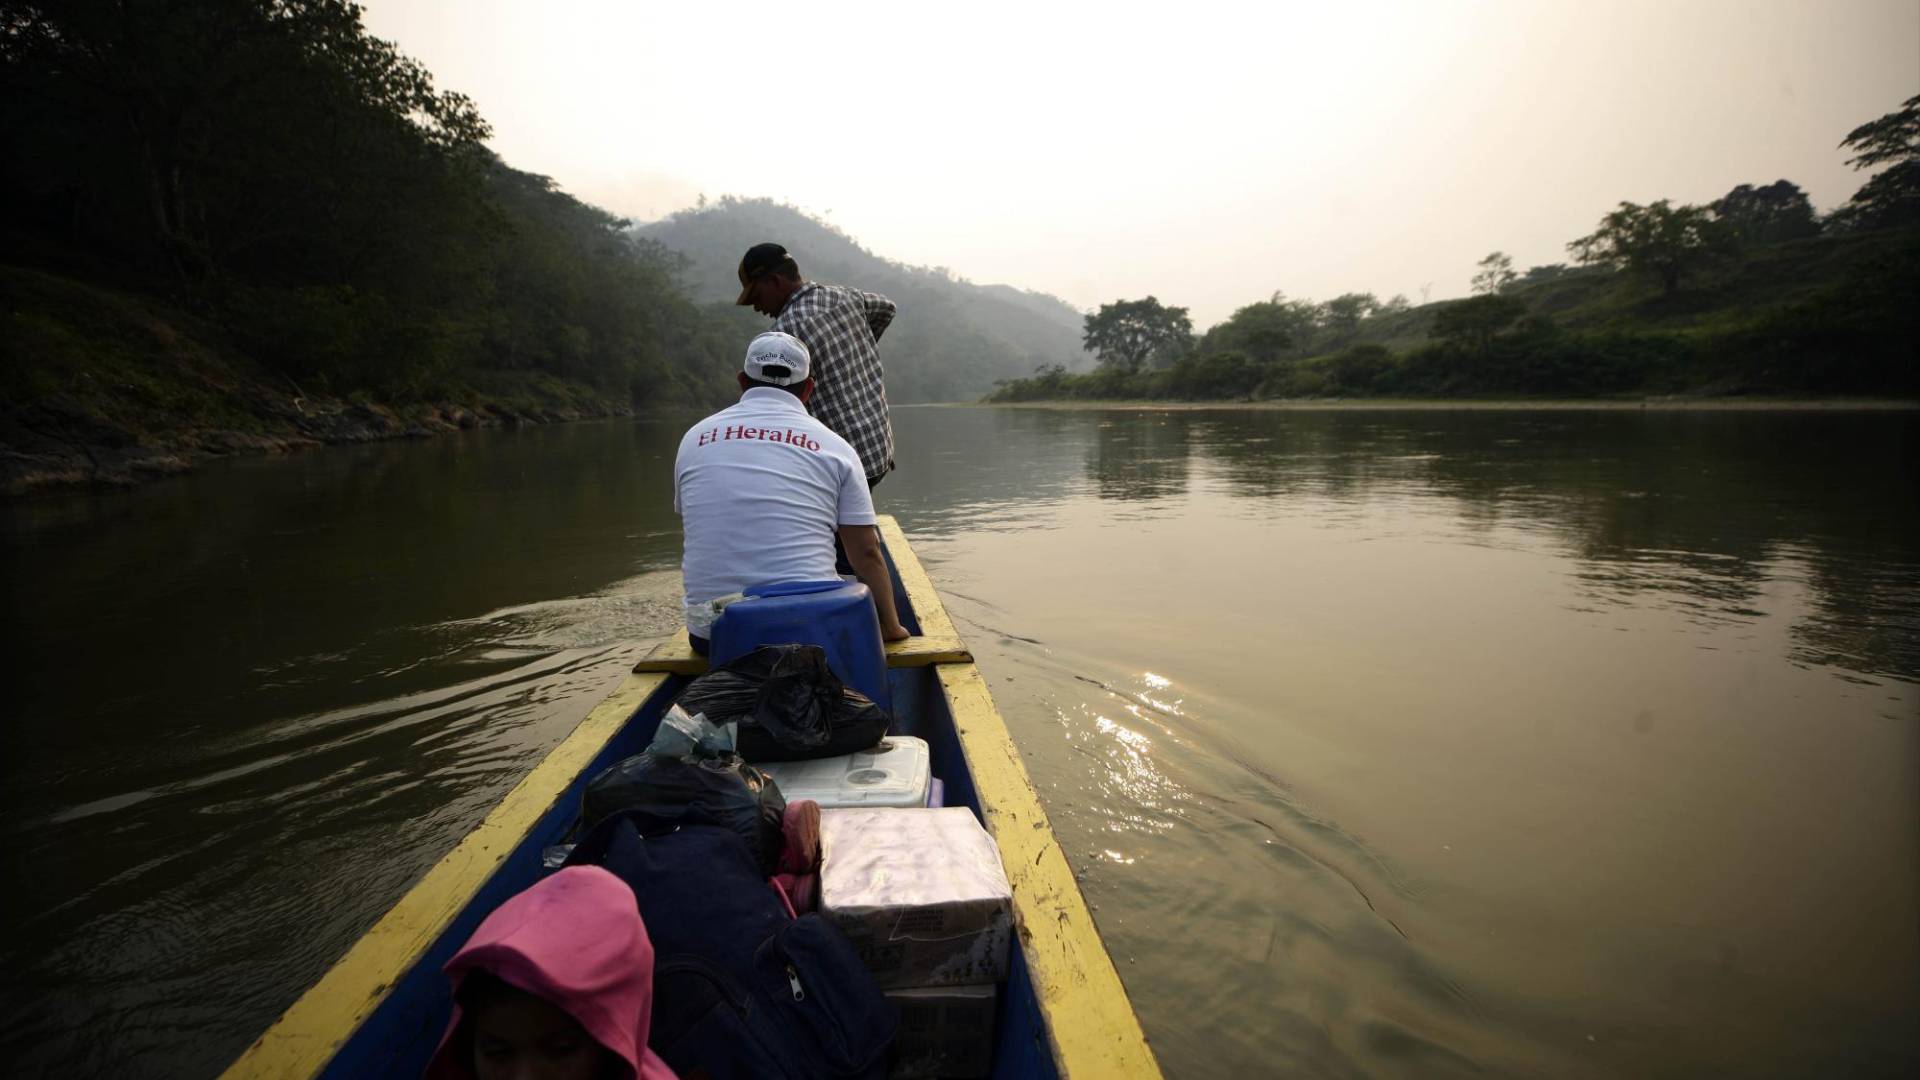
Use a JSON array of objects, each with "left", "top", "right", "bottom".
[
  {"left": 1082, "top": 297, "right": 1194, "bottom": 374},
  {"left": 1712, "top": 181, "right": 1820, "bottom": 245},
  {"left": 1569, "top": 200, "right": 1729, "bottom": 296},
  {"left": 1200, "top": 300, "right": 1307, "bottom": 362},
  {"left": 1471, "top": 252, "right": 1517, "bottom": 295},
  {"left": 1828, "top": 94, "right": 1920, "bottom": 232},
  {"left": 1430, "top": 295, "right": 1528, "bottom": 352},
  {"left": 1193, "top": 291, "right": 1402, "bottom": 367},
  {"left": 991, "top": 94, "right": 1919, "bottom": 404},
  {"left": 635, "top": 197, "right": 1087, "bottom": 402},
  {"left": 6, "top": 6, "right": 1911, "bottom": 420},
  {"left": 990, "top": 227, "right": 1918, "bottom": 403},
  {"left": 1, "top": 0, "right": 1084, "bottom": 416},
  {"left": 1, "top": 2, "right": 759, "bottom": 412}
]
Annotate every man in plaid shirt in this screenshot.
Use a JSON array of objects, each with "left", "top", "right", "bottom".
[{"left": 736, "top": 243, "right": 896, "bottom": 486}]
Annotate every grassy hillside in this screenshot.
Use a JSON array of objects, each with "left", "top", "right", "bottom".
[
  {"left": 638, "top": 198, "right": 1090, "bottom": 402},
  {"left": 1492, "top": 229, "right": 1907, "bottom": 332},
  {"left": 1324, "top": 229, "right": 1913, "bottom": 351},
  {"left": 991, "top": 226, "right": 1919, "bottom": 402}
]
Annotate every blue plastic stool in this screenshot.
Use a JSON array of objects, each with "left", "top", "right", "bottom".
[{"left": 707, "top": 579, "right": 891, "bottom": 710}]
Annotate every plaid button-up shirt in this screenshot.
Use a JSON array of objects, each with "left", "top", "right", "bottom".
[{"left": 772, "top": 282, "right": 896, "bottom": 482}]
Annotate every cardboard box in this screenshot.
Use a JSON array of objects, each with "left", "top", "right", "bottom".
[
  {"left": 820, "top": 807, "right": 1013, "bottom": 989},
  {"left": 887, "top": 983, "right": 997, "bottom": 1079}
]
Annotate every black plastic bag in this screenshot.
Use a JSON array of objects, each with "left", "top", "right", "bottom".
[
  {"left": 677, "top": 644, "right": 891, "bottom": 763},
  {"left": 580, "top": 752, "right": 787, "bottom": 874}
]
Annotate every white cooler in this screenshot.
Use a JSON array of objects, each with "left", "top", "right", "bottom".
[{"left": 756, "top": 736, "right": 932, "bottom": 809}]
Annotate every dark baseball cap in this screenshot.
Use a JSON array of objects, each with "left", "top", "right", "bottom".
[{"left": 735, "top": 242, "right": 797, "bottom": 305}]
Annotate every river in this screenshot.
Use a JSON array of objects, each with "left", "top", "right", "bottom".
[{"left": 2, "top": 405, "right": 1915, "bottom": 1078}]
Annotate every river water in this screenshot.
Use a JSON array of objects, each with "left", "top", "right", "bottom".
[{"left": 2, "top": 405, "right": 1915, "bottom": 1078}]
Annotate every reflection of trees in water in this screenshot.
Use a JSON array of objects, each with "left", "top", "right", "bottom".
[
  {"left": 881, "top": 408, "right": 1092, "bottom": 532},
  {"left": 1791, "top": 546, "right": 1920, "bottom": 685},
  {"left": 1167, "top": 408, "right": 1919, "bottom": 683},
  {"left": 4, "top": 420, "right": 689, "bottom": 731},
  {"left": 1086, "top": 413, "right": 1193, "bottom": 501}
]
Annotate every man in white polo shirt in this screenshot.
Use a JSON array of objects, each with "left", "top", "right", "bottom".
[{"left": 674, "top": 331, "right": 911, "bottom": 653}]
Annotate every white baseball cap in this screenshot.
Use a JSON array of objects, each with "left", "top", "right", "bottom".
[{"left": 743, "top": 331, "right": 811, "bottom": 385}]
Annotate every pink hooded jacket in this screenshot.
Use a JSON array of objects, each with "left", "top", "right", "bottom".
[{"left": 426, "top": 866, "right": 678, "bottom": 1080}]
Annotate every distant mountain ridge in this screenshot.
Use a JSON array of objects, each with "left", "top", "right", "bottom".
[{"left": 636, "top": 198, "right": 1089, "bottom": 402}]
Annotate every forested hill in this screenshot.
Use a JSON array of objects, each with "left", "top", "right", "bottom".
[
  {"left": 638, "top": 199, "right": 1088, "bottom": 403},
  {"left": 0, "top": 3, "right": 1086, "bottom": 495}
]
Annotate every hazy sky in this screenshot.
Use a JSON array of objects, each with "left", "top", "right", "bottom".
[{"left": 360, "top": 0, "right": 1917, "bottom": 327}]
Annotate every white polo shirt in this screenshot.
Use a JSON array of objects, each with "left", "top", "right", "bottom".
[{"left": 674, "top": 387, "right": 877, "bottom": 635}]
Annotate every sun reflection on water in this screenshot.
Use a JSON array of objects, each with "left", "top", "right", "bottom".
[{"left": 1080, "top": 710, "right": 1186, "bottom": 836}]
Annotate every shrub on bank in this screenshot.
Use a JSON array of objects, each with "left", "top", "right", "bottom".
[{"left": 1168, "top": 350, "right": 1259, "bottom": 399}]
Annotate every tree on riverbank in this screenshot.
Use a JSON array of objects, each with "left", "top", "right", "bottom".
[
  {"left": 1828, "top": 94, "right": 1920, "bottom": 232},
  {"left": 1083, "top": 297, "right": 1194, "bottom": 374},
  {"left": 1567, "top": 200, "right": 1728, "bottom": 296},
  {"left": 1711, "top": 182, "right": 1820, "bottom": 246},
  {"left": 1319, "top": 293, "right": 1381, "bottom": 344},
  {"left": 1471, "top": 253, "right": 1517, "bottom": 295},
  {"left": 1202, "top": 298, "right": 1308, "bottom": 363}
]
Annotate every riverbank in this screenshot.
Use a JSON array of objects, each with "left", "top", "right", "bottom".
[
  {"left": 0, "top": 387, "right": 634, "bottom": 499},
  {"left": 1, "top": 264, "right": 644, "bottom": 499}
]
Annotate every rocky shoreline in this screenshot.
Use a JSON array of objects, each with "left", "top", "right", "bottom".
[{"left": 0, "top": 389, "right": 632, "bottom": 499}]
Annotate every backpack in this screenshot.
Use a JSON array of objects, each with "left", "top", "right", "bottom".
[
  {"left": 580, "top": 750, "right": 788, "bottom": 874},
  {"left": 566, "top": 814, "right": 894, "bottom": 1080}
]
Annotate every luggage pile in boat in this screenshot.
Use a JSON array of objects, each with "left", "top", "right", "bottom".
[
  {"left": 575, "top": 717, "right": 788, "bottom": 872},
  {"left": 754, "top": 729, "right": 1008, "bottom": 1077},
  {"left": 451, "top": 649, "right": 1015, "bottom": 1079}
]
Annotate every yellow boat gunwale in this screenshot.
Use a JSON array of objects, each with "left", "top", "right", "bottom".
[{"left": 222, "top": 515, "right": 1160, "bottom": 1078}]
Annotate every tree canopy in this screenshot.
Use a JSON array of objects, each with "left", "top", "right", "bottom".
[
  {"left": 1711, "top": 181, "right": 1819, "bottom": 245},
  {"left": 1198, "top": 291, "right": 1391, "bottom": 363},
  {"left": 1319, "top": 293, "right": 1380, "bottom": 343},
  {"left": 1568, "top": 200, "right": 1727, "bottom": 295},
  {"left": 1471, "top": 253, "right": 1517, "bottom": 295},
  {"left": 1203, "top": 299, "right": 1304, "bottom": 363},
  {"left": 1829, "top": 94, "right": 1920, "bottom": 232},
  {"left": 0, "top": 1, "right": 747, "bottom": 406},
  {"left": 0, "top": 0, "right": 489, "bottom": 279},
  {"left": 1083, "top": 297, "right": 1194, "bottom": 374}
]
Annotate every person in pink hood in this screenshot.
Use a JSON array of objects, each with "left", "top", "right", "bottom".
[{"left": 427, "top": 866, "right": 679, "bottom": 1080}]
